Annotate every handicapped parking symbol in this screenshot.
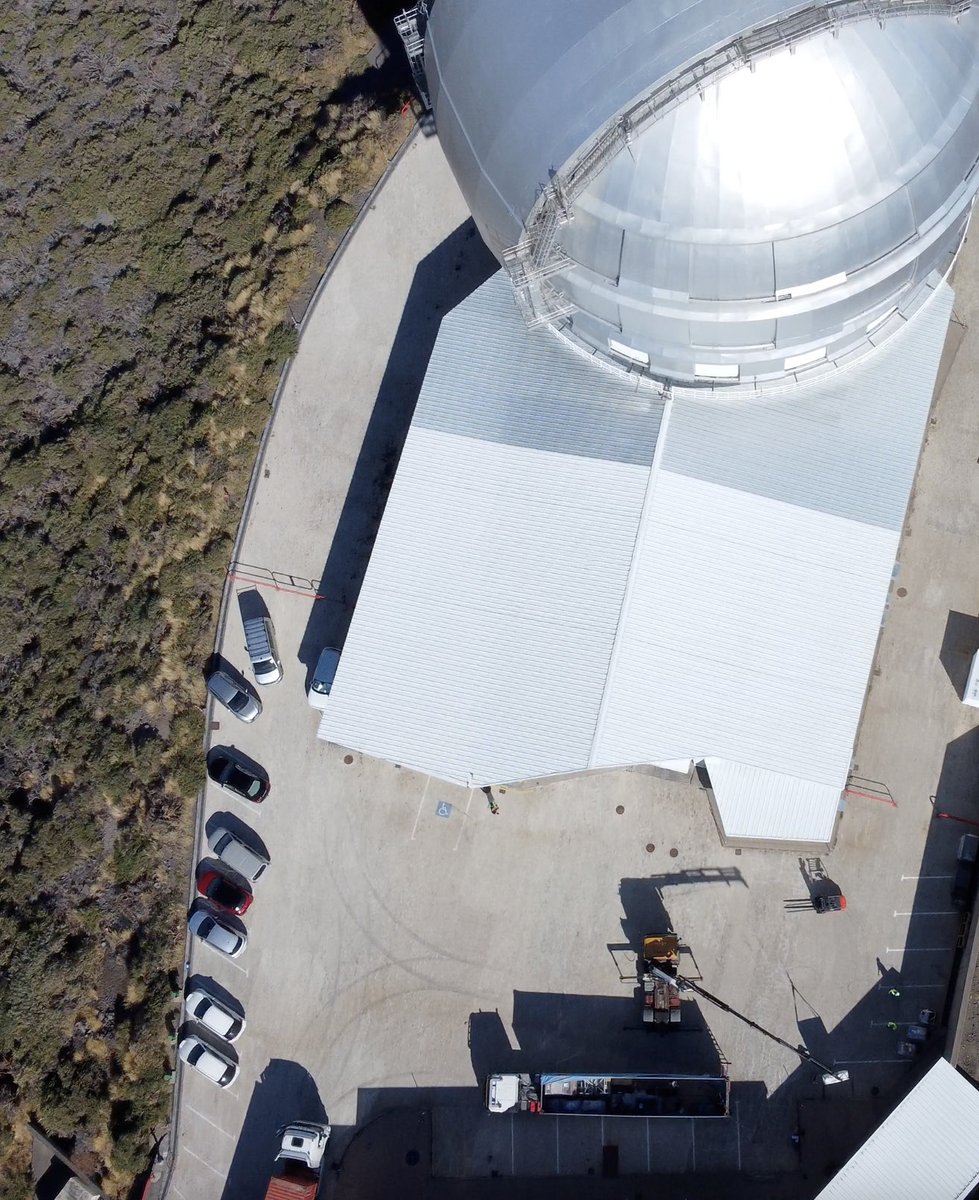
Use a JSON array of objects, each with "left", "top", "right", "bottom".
[{"left": 435, "top": 801, "right": 453, "bottom": 819}]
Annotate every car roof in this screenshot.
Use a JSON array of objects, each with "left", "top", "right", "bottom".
[
  {"left": 187, "top": 991, "right": 236, "bottom": 1035},
  {"left": 315, "top": 647, "right": 341, "bottom": 672},
  {"left": 207, "top": 670, "right": 238, "bottom": 700},
  {"left": 205, "top": 916, "right": 242, "bottom": 950},
  {"left": 180, "top": 1037, "right": 231, "bottom": 1081},
  {"left": 207, "top": 827, "right": 268, "bottom": 875}
]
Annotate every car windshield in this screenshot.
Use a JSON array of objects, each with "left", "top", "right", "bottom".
[
  {"left": 227, "top": 765, "right": 262, "bottom": 797},
  {"left": 311, "top": 678, "right": 331, "bottom": 695},
  {"left": 227, "top": 690, "right": 250, "bottom": 713}
]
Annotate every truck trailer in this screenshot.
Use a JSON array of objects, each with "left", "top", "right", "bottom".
[{"left": 485, "top": 1072, "right": 729, "bottom": 1118}]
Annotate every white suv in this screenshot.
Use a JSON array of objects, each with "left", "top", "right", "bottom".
[
  {"left": 178, "top": 1034, "right": 239, "bottom": 1087},
  {"left": 184, "top": 987, "right": 245, "bottom": 1042},
  {"left": 188, "top": 907, "right": 247, "bottom": 958}
]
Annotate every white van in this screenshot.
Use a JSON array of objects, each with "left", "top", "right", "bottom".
[{"left": 243, "top": 615, "right": 282, "bottom": 685}]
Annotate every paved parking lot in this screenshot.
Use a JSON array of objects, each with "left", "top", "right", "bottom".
[{"left": 166, "top": 126, "right": 979, "bottom": 1200}]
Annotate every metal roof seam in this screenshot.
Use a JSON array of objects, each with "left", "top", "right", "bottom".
[{"left": 586, "top": 393, "right": 675, "bottom": 770}]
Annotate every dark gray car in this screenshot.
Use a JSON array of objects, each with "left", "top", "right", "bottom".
[{"left": 206, "top": 669, "right": 261, "bottom": 722}]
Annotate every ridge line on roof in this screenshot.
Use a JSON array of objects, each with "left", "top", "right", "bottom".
[{"left": 587, "top": 393, "right": 675, "bottom": 769}]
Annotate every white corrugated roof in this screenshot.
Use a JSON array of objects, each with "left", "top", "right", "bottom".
[
  {"left": 699, "top": 761, "right": 844, "bottom": 845},
  {"left": 319, "top": 273, "right": 664, "bottom": 785},
  {"left": 321, "top": 427, "right": 650, "bottom": 783},
  {"left": 319, "top": 271, "right": 953, "bottom": 843},
  {"left": 815, "top": 1058, "right": 979, "bottom": 1200}
]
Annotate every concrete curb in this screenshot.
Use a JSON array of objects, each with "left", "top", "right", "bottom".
[
  {"left": 154, "top": 119, "right": 420, "bottom": 1200},
  {"left": 947, "top": 908, "right": 979, "bottom": 1066},
  {"left": 298, "top": 122, "right": 421, "bottom": 339}
]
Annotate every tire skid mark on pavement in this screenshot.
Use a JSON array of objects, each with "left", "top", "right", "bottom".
[
  {"left": 320, "top": 814, "right": 487, "bottom": 973},
  {"left": 311, "top": 968, "right": 499, "bottom": 1080}
]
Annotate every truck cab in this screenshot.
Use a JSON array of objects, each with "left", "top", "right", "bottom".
[
  {"left": 264, "top": 1122, "right": 331, "bottom": 1200},
  {"left": 276, "top": 1122, "right": 331, "bottom": 1170}
]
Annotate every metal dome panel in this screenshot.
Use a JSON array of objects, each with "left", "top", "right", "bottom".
[
  {"left": 427, "top": 0, "right": 979, "bottom": 385},
  {"left": 428, "top": 0, "right": 855, "bottom": 255}
]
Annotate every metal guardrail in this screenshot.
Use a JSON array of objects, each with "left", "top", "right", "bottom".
[
  {"left": 395, "top": 3, "right": 432, "bottom": 111},
  {"left": 505, "top": 0, "right": 972, "bottom": 326}
]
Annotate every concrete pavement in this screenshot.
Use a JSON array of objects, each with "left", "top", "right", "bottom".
[{"left": 164, "top": 119, "right": 979, "bottom": 1200}]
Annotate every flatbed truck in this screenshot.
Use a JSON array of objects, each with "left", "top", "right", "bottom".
[{"left": 485, "top": 1072, "right": 729, "bottom": 1117}]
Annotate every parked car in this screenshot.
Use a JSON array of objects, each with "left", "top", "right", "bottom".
[
  {"left": 307, "top": 647, "right": 341, "bottom": 710},
  {"left": 188, "top": 906, "right": 247, "bottom": 958},
  {"left": 184, "top": 986, "right": 245, "bottom": 1043},
  {"left": 206, "top": 746, "right": 270, "bottom": 803},
  {"left": 206, "top": 668, "right": 262, "bottom": 723},
  {"left": 178, "top": 1033, "right": 239, "bottom": 1087},
  {"left": 206, "top": 825, "right": 269, "bottom": 883},
  {"left": 243, "top": 613, "right": 282, "bottom": 685},
  {"left": 952, "top": 834, "right": 979, "bottom": 910},
  {"left": 197, "top": 867, "right": 253, "bottom": 916}
]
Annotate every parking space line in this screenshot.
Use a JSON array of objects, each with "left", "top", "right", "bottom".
[
  {"left": 901, "top": 874, "right": 953, "bottom": 881},
  {"left": 834, "top": 1058, "right": 908, "bottom": 1065},
  {"left": 893, "top": 910, "right": 957, "bottom": 917},
  {"left": 885, "top": 946, "right": 953, "bottom": 953},
  {"left": 453, "top": 787, "right": 475, "bottom": 852},
  {"left": 179, "top": 1144, "right": 228, "bottom": 1177},
  {"left": 183, "top": 1105, "right": 235, "bottom": 1138},
  {"left": 691, "top": 1117, "right": 696, "bottom": 1170},
  {"left": 876, "top": 981, "right": 943, "bottom": 990},
  {"left": 869, "top": 1020, "right": 915, "bottom": 1027},
  {"left": 510, "top": 1113, "right": 515, "bottom": 1176},
  {"left": 410, "top": 778, "right": 431, "bottom": 841},
  {"left": 223, "top": 958, "right": 249, "bottom": 976},
  {"left": 735, "top": 1101, "right": 741, "bottom": 1171}
]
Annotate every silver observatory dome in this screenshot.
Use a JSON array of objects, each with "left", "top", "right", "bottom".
[{"left": 426, "top": 0, "right": 979, "bottom": 386}]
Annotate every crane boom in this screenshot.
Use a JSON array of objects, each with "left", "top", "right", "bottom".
[{"left": 676, "top": 974, "right": 845, "bottom": 1081}]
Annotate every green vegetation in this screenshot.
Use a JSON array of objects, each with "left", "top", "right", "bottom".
[{"left": 0, "top": 1, "right": 407, "bottom": 1193}]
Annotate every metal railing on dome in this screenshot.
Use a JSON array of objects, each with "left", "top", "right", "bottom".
[
  {"left": 395, "top": 3, "right": 432, "bottom": 111},
  {"left": 504, "top": 0, "right": 972, "bottom": 327}
]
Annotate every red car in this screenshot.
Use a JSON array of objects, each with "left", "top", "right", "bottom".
[{"left": 197, "top": 867, "right": 253, "bottom": 916}]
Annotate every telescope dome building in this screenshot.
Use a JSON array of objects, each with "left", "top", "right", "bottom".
[
  {"left": 319, "top": 0, "right": 974, "bottom": 846},
  {"left": 427, "top": 0, "right": 979, "bottom": 386}
]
